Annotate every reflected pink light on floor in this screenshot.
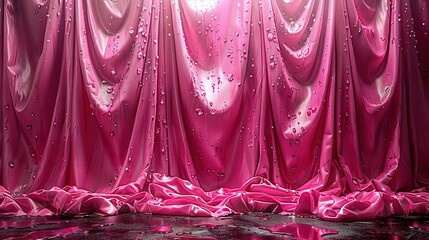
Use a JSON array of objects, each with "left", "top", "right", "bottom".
[
  {"left": 1, "top": 0, "right": 429, "bottom": 221},
  {"left": 259, "top": 222, "right": 339, "bottom": 239},
  {"left": 5, "top": 226, "right": 87, "bottom": 240},
  {"left": 152, "top": 225, "right": 173, "bottom": 234}
]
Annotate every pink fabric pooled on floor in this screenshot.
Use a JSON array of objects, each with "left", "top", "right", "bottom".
[{"left": 1, "top": 0, "right": 429, "bottom": 221}]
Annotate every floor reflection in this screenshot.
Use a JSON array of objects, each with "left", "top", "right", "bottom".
[{"left": 0, "top": 213, "right": 428, "bottom": 239}]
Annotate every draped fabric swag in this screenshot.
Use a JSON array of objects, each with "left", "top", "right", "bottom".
[{"left": 1, "top": 0, "right": 429, "bottom": 221}]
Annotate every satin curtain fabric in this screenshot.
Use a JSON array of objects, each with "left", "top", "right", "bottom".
[{"left": 1, "top": 0, "right": 429, "bottom": 220}]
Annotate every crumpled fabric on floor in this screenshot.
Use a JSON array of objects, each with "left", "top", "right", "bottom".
[{"left": 1, "top": 0, "right": 428, "bottom": 221}]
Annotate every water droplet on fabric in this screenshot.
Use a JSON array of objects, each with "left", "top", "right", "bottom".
[
  {"left": 106, "top": 87, "right": 114, "bottom": 94},
  {"left": 303, "top": 47, "right": 309, "bottom": 55},
  {"left": 195, "top": 108, "right": 204, "bottom": 116},
  {"left": 8, "top": 161, "right": 15, "bottom": 168},
  {"left": 267, "top": 33, "right": 274, "bottom": 41}
]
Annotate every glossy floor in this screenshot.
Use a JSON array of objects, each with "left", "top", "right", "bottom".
[{"left": 1, "top": 213, "right": 429, "bottom": 239}]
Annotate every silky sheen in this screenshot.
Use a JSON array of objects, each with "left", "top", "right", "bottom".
[{"left": 1, "top": 0, "right": 429, "bottom": 221}]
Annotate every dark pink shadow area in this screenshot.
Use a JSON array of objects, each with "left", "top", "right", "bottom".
[
  {"left": 1, "top": 0, "right": 429, "bottom": 222},
  {"left": 5, "top": 226, "right": 86, "bottom": 240}
]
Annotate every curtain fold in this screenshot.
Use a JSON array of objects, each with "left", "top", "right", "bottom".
[{"left": 1, "top": 0, "right": 428, "bottom": 221}]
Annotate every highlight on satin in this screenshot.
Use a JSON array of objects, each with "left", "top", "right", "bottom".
[{"left": 1, "top": 0, "right": 429, "bottom": 221}]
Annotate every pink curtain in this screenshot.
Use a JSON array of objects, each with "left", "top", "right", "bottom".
[{"left": 1, "top": 0, "right": 429, "bottom": 221}]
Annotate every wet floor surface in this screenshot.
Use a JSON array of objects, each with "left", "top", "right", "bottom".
[{"left": 0, "top": 213, "right": 429, "bottom": 239}]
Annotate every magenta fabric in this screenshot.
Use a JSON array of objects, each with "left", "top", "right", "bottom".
[{"left": 1, "top": 0, "right": 429, "bottom": 221}]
